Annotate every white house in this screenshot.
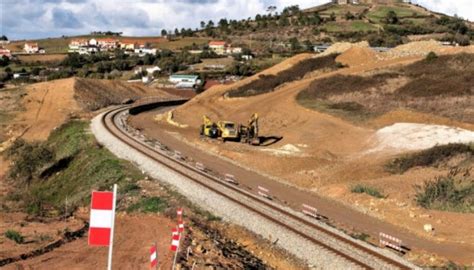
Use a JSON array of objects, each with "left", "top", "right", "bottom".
[
  {"left": 68, "top": 39, "right": 90, "bottom": 53},
  {"left": 89, "top": 38, "right": 98, "bottom": 46},
  {"left": 134, "top": 48, "right": 157, "bottom": 56},
  {"left": 96, "top": 38, "right": 118, "bottom": 50},
  {"left": 226, "top": 46, "right": 242, "bottom": 54},
  {"left": 169, "top": 74, "right": 200, "bottom": 88},
  {"left": 146, "top": 66, "right": 161, "bottom": 74},
  {"left": 24, "top": 42, "right": 39, "bottom": 54}
]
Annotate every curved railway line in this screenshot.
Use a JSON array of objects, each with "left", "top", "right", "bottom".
[{"left": 100, "top": 101, "right": 415, "bottom": 270}]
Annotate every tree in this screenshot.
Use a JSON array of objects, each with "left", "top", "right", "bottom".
[
  {"left": 174, "top": 28, "right": 180, "bottom": 36},
  {"left": 161, "top": 29, "right": 168, "bottom": 36},
  {"left": 385, "top": 10, "right": 399, "bottom": 24},
  {"left": 289, "top": 37, "right": 301, "bottom": 52},
  {"left": 200, "top": 21, "right": 206, "bottom": 29},
  {"left": 218, "top": 18, "right": 229, "bottom": 29},
  {"left": 207, "top": 20, "right": 215, "bottom": 28},
  {"left": 0, "top": 35, "right": 7, "bottom": 41}
]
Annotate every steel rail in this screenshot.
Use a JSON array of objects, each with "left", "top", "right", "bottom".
[{"left": 101, "top": 104, "right": 410, "bottom": 270}]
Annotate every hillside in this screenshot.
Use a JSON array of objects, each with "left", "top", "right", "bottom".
[{"left": 193, "top": 1, "right": 473, "bottom": 53}]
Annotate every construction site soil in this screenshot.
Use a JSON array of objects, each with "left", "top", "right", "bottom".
[{"left": 128, "top": 42, "right": 474, "bottom": 266}]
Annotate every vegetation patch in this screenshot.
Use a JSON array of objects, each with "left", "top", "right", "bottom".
[
  {"left": 227, "top": 54, "right": 338, "bottom": 98},
  {"left": 5, "top": 230, "right": 24, "bottom": 244},
  {"left": 415, "top": 169, "right": 474, "bottom": 213},
  {"left": 297, "top": 54, "right": 474, "bottom": 123},
  {"left": 5, "top": 121, "right": 143, "bottom": 216},
  {"left": 127, "top": 197, "right": 169, "bottom": 213},
  {"left": 385, "top": 144, "right": 474, "bottom": 174},
  {"left": 351, "top": 184, "right": 385, "bottom": 199}
]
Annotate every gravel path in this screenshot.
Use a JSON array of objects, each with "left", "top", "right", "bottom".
[{"left": 91, "top": 109, "right": 419, "bottom": 269}]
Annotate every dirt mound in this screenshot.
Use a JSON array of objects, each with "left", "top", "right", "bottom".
[
  {"left": 336, "top": 47, "right": 377, "bottom": 67},
  {"left": 15, "top": 78, "right": 80, "bottom": 141},
  {"left": 322, "top": 41, "right": 370, "bottom": 56},
  {"left": 378, "top": 40, "right": 444, "bottom": 60},
  {"left": 9, "top": 78, "right": 174, "bottom": 142},
  {"left": 74, "top": 78, "right": 173, "bottom": 111}
]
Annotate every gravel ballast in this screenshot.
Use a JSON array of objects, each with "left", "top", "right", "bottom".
[{"left": 91, "top": 110, "right": 419, "bottom": 269}]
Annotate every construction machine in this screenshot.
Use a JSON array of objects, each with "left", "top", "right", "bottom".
[
  {"left": 200, "top": 115, "right": 219, "bottom": 138},
  {"left": 239, "top": 113, "right": 260, "bottom": 145},
  {"left": 217, "top": 121, "right": 239, "bottom": 142}
]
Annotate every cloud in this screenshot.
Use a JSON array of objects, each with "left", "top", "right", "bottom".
[
  {"left": 1, "top": 0, "right": 473, "bottom": 40},
  {"left": 52, "top": 7, "right": 83, "bottom": 28}
]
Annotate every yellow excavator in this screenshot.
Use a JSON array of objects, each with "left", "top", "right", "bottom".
[
  {"left": 200, "top": 115, "right": 219, "bottom": 138},
  {"left": 200, "top": 113, "right": 260, "bottom": 145},
  {"left": 239, "top": 113, "right": 260, "bottom": 145}
]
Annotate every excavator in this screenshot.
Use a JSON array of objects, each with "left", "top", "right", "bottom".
[
  {"left": 239, "top": 113, "right": 260, "bottom": 145},
  {"left": 200, "top": 115, "right": 219, "bottom": 138},
  {"left": 200, "top": 113, "right": 260, "bottom": 145}
]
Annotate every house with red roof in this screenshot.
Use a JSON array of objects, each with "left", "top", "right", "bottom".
[{"left": 209, "top": 41, "right": 227, "bottom": 55}]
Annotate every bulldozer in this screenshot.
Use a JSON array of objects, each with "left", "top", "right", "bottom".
[
  {"left": 239, "top": 113, "right": 260, "bottom": 145},
  {"left": 200, "top": 115, "right": 219, "bottom": 138}
]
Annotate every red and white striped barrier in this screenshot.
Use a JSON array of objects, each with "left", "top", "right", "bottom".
[
  {"left": 88, "top": 189, "right": 116, "bottom": 246},
  {"left": 195, "top": 162, "right": 206, "bottom": 171},
  {"left": 150, "top": 244, "right": 157, "bottom": 269},
  {"left": 379, "top": 232, "right": 403, "bottom": 252},
  {"left": 178, "top": 220, "right": 185, "bottom": 233},
  {"left": 302, "top": 204, "right": 318, "bottom": 219},
  {"left": 257, "top": 186, "right": 271, "bottom": 199},
  {"left": 224, "top": 174, "right": 238, "bottom": 184},
  {"left": 170, "top": 228, "right": 180, "bottom": 252}
]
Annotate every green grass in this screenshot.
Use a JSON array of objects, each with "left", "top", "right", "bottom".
[
  {"left": 351, "top": 184, "right": 385, "bottom": 199},
  {"left": 127, "top": 197, "right": 168, "bottom": 213},
  {"left": 350, "top": 21, "right": 378, "bottom": 32},
  {"left": 5, "top": 230, "right": 24, "bottom": 244},
  {"left": 6, "top": 120, "right": 144, "bottom": 216},
  {"left": 367, "top": 5, "right": 424, "bottom": 23},
  {"left": 415, "top": 169, "right": 474, "bottom": 213}
]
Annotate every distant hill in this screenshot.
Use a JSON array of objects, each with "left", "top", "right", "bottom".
[{"left": 192, "top": 1, "right": 473, "bottom": 53}]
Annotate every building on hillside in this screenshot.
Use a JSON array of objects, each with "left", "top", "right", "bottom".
[
  {"left": 0, "top": 48, "right": 12, "bottom": 58},
  {"left": 313, "top": 44, "right": 331, "bottom": 53},
  {"left": 89, "top": 38, "right": 98, "bottom": 46},
  {"left": 134, "top": 48, "right": 157, "bottom": 56},
  {"left": 209, "top": 41, "right": 227, "bottom": 55},
  {"left": 169, "top": 74, "right": 200, "bottom": 88},
  {"left": 226, "top": 46, "right": 242, "bottom": 55},
  {"left": 96, "top": 38, "right": 118, "bottom": 50},
  {"left": 68, "top": 39, "right": 89, "bottom": 52},
  {"left": 24, "top": 42, "right": 39, "bottom": 54}
]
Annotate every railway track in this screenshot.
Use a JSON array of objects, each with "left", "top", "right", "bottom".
[{"left": 100, "top": 103, "right": 415, "bottom": 270}]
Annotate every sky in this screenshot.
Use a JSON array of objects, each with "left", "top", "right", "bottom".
[{"left": 0, "top": 0, "right": 473, "bottom": 40}]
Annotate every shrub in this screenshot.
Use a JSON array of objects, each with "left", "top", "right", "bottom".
[
  {"left": 415, "top": 169, "right": 473, "bottom": 213},
  {"left": 425, "top": 51, "right": 438, "bottom": 62},
  {"left": 351, "top": 184, "right": 385, "bottom": 198},
  {"left": 5, "top": 230, "right": 24, "bottom": 244},
  {"left": 386, "top": 144, "right": 473, "bottom": 174}
]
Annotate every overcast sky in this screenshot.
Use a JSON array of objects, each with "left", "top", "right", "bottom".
[{"left": 0, "top": 0, "right": 472, "bottom": 40}]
